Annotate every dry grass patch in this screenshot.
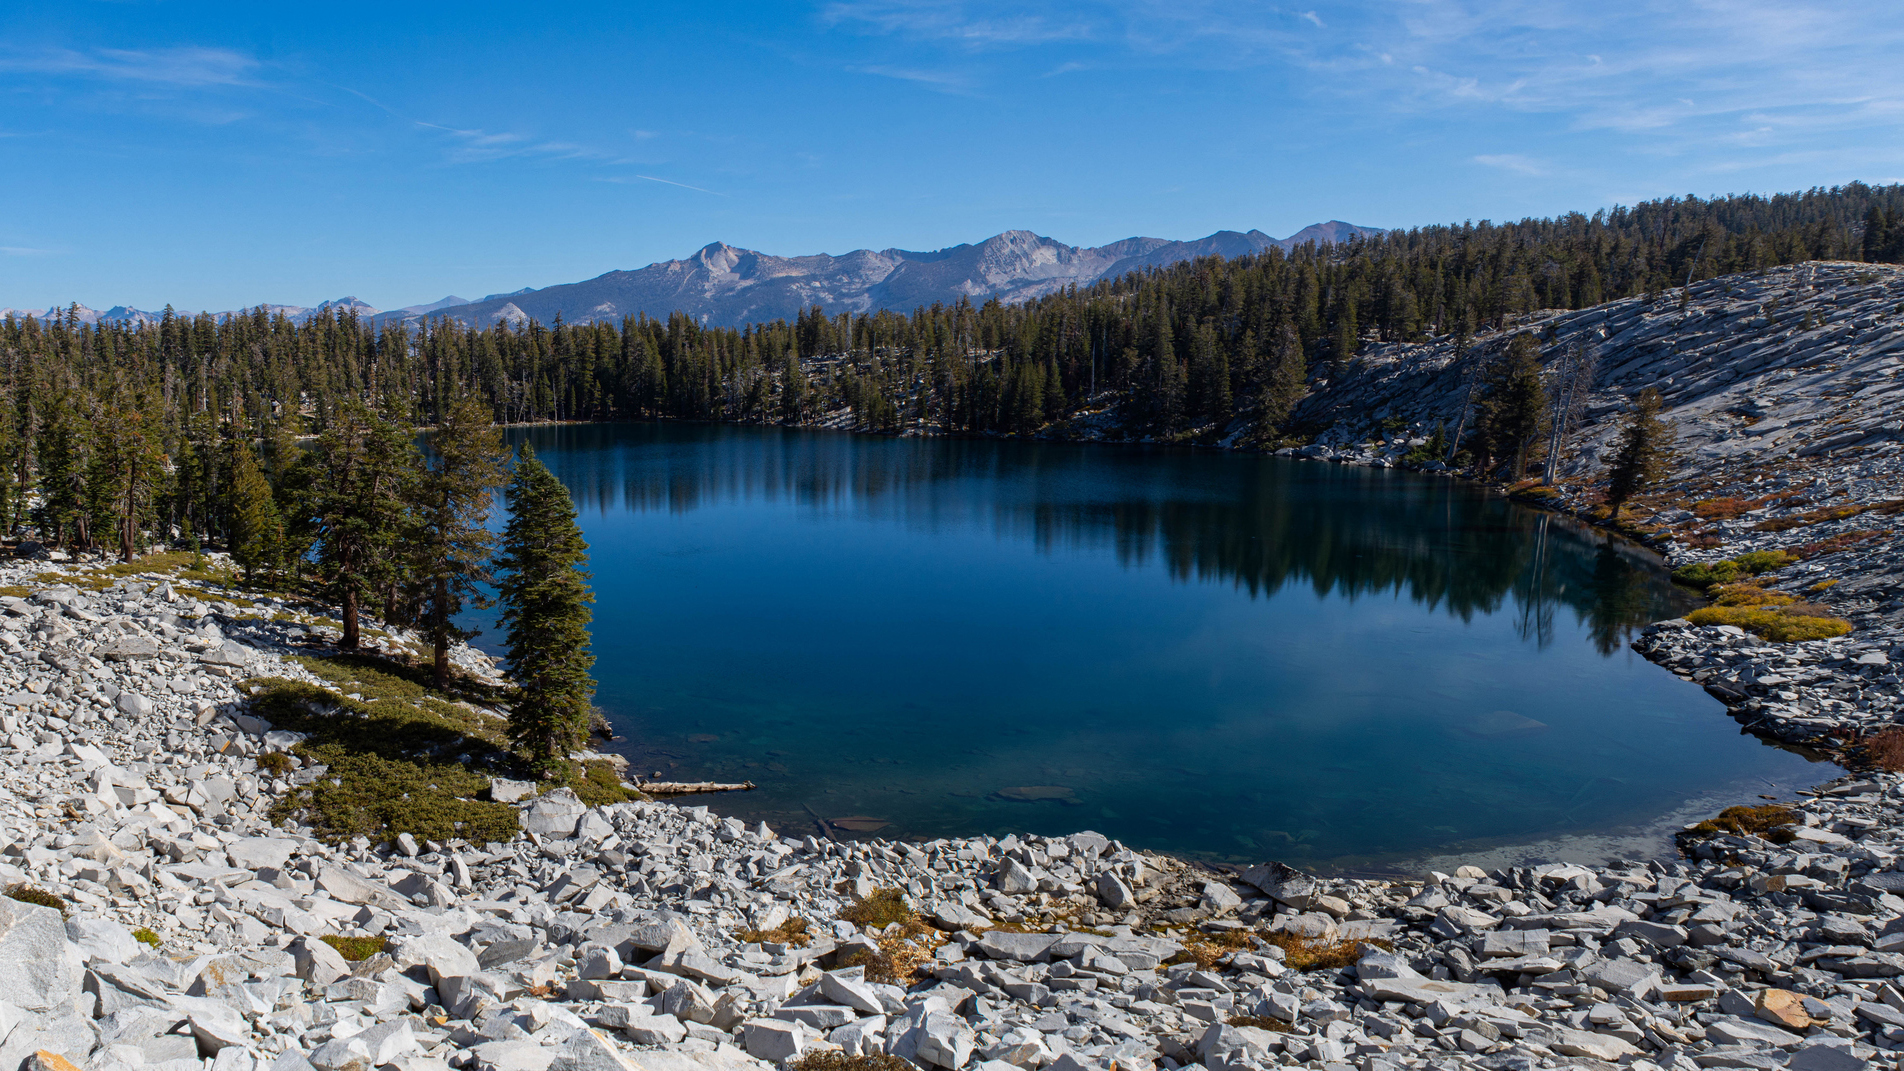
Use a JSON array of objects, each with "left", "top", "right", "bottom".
[
  {"left": 834, "top": 887, "right": 947, "bottom": 985},
  {"left": 1259, "top": 931, "right": 1395, "bottom": 971},
  {"left": 736, "top": 916, "right": 812, "bottom": 947},
  {"left": 1226, "top": 1015, "right": 1294, "bottom": 1033},
  {"left": 790, "top": 1054, "right": 918, "bottom": 1071},
  {"left": 1856, "top": 729, "right": 1904, "bottom": 773}
]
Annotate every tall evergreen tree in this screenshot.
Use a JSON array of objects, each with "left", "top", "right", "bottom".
[
  {"left": 228, "top": 439, "right": 284, "bottom": 582},
  {"left": 1604, "top": 388, "right": 1676, "bottom": 518},
  {"left": 414, "top": 396, "right": 508, "bottom": 687},
  {"left": 495, "top": 444, "right": 596, "bottom": 776},
  {"left": 309, "top": 403, "right": 416, "bottom": 649},
  {"left": 87, "top": 404, "right": 164, "bottom": 562},
  {"left": 1472, "top": 334, "right": 1549, "bottom": 478},
  {"left": 1256, "top": 322, "right": 1307, "bottom": 439}
]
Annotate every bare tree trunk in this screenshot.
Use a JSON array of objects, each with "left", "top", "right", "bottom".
[
  {"left": 342, "top": 586, "right": 360, "bottom": 650},
  {"left": 432, "top": 575, "right": 450, "bottom": 688}
]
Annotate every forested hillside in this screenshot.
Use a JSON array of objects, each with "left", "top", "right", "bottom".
[{"left": 6, "top": 183, "right": 1904, "bottom": 558}]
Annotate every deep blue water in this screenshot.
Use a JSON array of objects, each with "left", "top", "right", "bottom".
[{"left": 465, "top": 422, "right": 1820, "bottom": 866}]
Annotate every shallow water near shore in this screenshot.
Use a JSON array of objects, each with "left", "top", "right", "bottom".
[{"left": 464, "top": 422, "right": 1825, "bottom": 866}]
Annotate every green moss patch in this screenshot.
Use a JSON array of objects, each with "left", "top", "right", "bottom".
[
  {"left": 131, "top": 927, "right": 161, "bottom": 947},
  {"left": 1685, "top": 804, "right": 1798, "bottom": 843},
  {"left": 320, "top": 934, "right": 388, "bottom": 961},
  {"left": 254, "top": 655, "right": 518, "bottom": 845},
  {"left": 6, "top": 884, "right": 66, "bottom": 915}
]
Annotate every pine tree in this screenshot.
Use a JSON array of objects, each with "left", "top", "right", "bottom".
[
  {"left": 86, "top": 404, "right": 164, "bottom": 562},
  {"left": 1605, "top": 388, "right": 1676, "bottom": 518},
  {"left": 414, "top": 396, "right": 507, "bottom": 687},
  {"left": 1472, "top": 335, "right": 1549, "bottom": 479},
  {"left": 1256, "top": 323, "right": 1307, "bottom": 439},
  {"left": 228, "top": 440, "right": 284, "bottom": 582},
  {"left": 495, "top": 444, "right": 596, "bottom": 776},
  {"left": 310, "top": 403, "right": 417, "bottom": 649}
]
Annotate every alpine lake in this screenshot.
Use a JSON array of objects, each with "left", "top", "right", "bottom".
[{"left": 461, "top": 422, "right": 1824, "bottom": 872}]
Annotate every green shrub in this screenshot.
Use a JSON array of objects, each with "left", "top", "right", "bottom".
[{"left": 131, "top": 927, "right": 161, "bottom": 947}]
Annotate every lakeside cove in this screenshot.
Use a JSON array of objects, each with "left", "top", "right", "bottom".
[{"left": 0, "top": 258, "right": 1901, "bottom": 1071}]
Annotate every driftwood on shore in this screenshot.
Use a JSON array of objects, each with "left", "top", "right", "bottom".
[{"left": 636, "top": 779, "right": 757, "bottom": 795}]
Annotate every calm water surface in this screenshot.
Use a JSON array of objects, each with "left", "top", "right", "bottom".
[{"left": 468, "top": 423, "right": 1820, "bottom": 866}]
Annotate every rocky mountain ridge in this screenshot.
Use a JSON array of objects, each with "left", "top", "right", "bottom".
[{"left": 0, "top": 222, "right": 1380, "bottom": 332}]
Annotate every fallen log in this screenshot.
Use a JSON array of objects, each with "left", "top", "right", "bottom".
[{"left": 637, "top": 779, "right": 757, "bottom": 795}]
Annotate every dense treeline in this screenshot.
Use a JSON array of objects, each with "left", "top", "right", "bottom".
[{"left": 3, "top": 182, "right": 1901, "bottom": 561}]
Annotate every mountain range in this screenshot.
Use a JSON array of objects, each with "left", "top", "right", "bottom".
[{"left": 2, "top": 221, "right": 1381, "bottom": 331}]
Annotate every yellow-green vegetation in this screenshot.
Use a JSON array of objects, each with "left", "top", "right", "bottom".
[
  {"left": 256, "top": 653, "right": 634, "bottom": 844},
  {"left": 736, "top": 916, "right": 812, "bottom": 947},
  {"left": 255, "top": 751, "right": 293, "bottom": 776},
  {"left": 1706, "top": 582, "right": 1795, "bottom": 608},
  {"left": 6, "top": 883, "right": 66, "bottom": 915},
  {"left": 789, "top": 1053, "right": 919, "bottom": 1071},
  {"left": 833, "top": 888, "right": 946, "bottom": 985},
  {"left": 1685, "top": 804, "right": 1798, "bottom": 843},
  {"left": 1809, "top": 579, "right": 1841, "bottom": 592},
  {"left": 1685, "top": 605, "right": 1853, "bottom": 642},
  {"left": 0, "top": 586, "right": 29, "bottom": 599},
  {"left": 131, "top": 927, "right": 161, "bottom": 947},
  {"left": 255, "top": 661, "right": 518, "bottom": 845},
  {"left": 319, "top": 934, "right": 388, "bottom": 961},
  {"left": 1671, "top": 550, "right": 1793, "bottom": 591},
  {"left": 561, "top": 761, "right": 641, "bottom": 808}
]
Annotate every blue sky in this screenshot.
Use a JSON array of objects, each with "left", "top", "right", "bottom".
[{"left": 3, "top": 0, "right": 1901, "bottom": 313}]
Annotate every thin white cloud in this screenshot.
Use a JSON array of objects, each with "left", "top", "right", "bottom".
[
  {"left": 0, "top": 45, "right": 259, "bottom": 86},
  {"left": 821, "top": 1, "right": 1094, "bottom": 46},
  {"left": 1474, "top": 153, "right": 1547, "bottom": 175},
  {"left": 852, "top": 65, "right": 978, "bottom": 93},
  {"left": 596, "top": 175, "right": 726, "bottom": 196},
  {"left": 416, "top": 122, "right": 622, "bottom": 165}
]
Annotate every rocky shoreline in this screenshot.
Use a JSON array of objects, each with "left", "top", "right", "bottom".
[{"left": 0, "top": 539, "right": 1898, "bottom": 1071}]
